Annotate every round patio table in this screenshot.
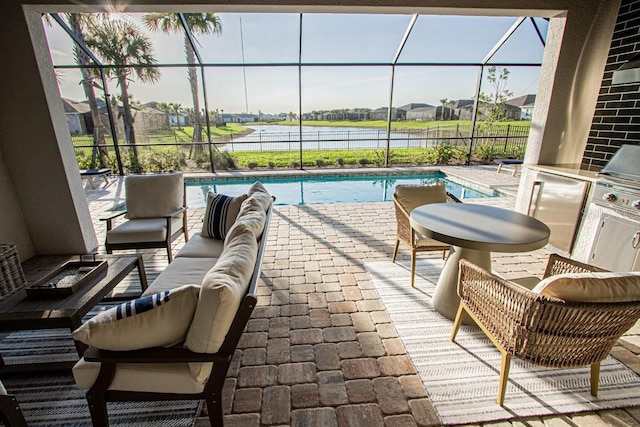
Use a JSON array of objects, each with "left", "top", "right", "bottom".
[{"left": 410, "top": 203, "right": 550, "bottom": 322}]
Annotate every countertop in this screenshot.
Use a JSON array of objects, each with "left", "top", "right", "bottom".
[{"left": 525, "top": 164, "right": 600, "bottom": 182}]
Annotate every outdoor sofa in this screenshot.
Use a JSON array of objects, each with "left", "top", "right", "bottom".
[{"left": 71, "top": 181, "right": 273, "bottom": 426}]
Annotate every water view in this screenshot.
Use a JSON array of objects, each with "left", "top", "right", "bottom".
[
  {"left": 185, "top": 173, "right": 498, "bottom": 206},
  {"left": 223, "top": 125, "right": 429, "bottom": 151}
]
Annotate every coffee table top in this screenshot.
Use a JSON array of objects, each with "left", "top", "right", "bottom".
[
  {"left": 410, "top": 203, "right": 550, "bottom": 252},
  {"left": 0, "top": 255, "right": 142, "bottom": 320}
]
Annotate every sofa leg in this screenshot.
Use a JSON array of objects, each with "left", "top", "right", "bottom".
[
  {"left": 86, "top": 390, "right": 110, "bottom": 427},
  {"left": 205, "top": 361, "right": 231, "bottom": 427}
]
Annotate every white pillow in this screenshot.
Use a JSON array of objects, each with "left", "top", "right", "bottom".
[
  {"left": 201, "top": 192, "right": 248, "bottom": 240},
  {"left": 72, "top": 285, "right": 200, "bottom": 351},
  {"left": 185, "top": 229, "right": 258, "bottom": 354},
  {"left": 225, "top": 197, "right": 268, "bottom": 245},
  {"left": 532, "top": 272, "right": 640, "bottom": 302}
]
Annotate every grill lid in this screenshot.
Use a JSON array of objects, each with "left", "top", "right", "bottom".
[{"left": 599, "top": 144, "right": 640, "bottom": 183}]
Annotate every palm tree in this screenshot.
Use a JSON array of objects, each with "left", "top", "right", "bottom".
[
  {"left": 170, "top": 103, "right": 183, "bottom": 130},
  {"left": 439, "top": 98, "right": 448, "bottom": 120},
  {"left": 84, "top": 17, "right": 160, "bottom": 169},
  {"left": 143, "top": 13, "right": 222, "bottom": 155},
  {"left": 44, "top": 13, "right": 109, "bottom": 167}
]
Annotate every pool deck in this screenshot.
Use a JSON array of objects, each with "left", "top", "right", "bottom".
[{"left": 83, "top": 165, "right": 640, "bottom": 427}]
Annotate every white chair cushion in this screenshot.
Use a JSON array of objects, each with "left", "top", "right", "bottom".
[
  {"left": 532, "top": 272, "right": 640, "bottom": 302},
  {"left": 145, "top": 257, "right": 216, "bottom": 295},
  {"left": 106, "top": 217, "right": 183, "bottom": 244},
  {"left": 175, "top": 233, "right": 225, "bottom": 258},
  {"left": 185, "top": 229, "right": 258, "bottom": 382},
  {"left": 395, "top": 183, "right": 446, "bottom": 213},
  {"left": 125, "top": 173, "right": 183, "bottom": 219},
  {"left": 73, "top": 358, "right": 206, "bottom": 394},
  {"left": 201, "top": 192, "right": 248, "bottom": 240},
  {"left": 72, "top": 285, "right": 200, "bottom": 351}
]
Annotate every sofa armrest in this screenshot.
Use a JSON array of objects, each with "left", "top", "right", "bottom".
[{"left": 83, "top": 345, "right": 232, "bottom": 364}]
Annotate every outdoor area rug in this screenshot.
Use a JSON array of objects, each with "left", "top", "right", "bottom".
[
  {"left": 0, "top": 303, "right": 199, "bottom": 426},
  {"left": 365, "top": 258, "right": 640, "bottom": 425}
]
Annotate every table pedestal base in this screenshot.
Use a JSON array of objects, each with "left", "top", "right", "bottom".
[{"left": 432, "top": 246, "right": 490, "bottom": 323}]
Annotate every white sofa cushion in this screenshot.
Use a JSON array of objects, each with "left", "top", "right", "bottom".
[
  {"left": 175, "top": 232, "right": 225, "bottom": 258},
  {"left": 106, "top": 217, "right": 183, "bottom": 244},
  {"left": 225, "top": 197, "right": 268, "bottom": 244},
  {"left": 73, "top": 358, "right": 206, "bottom": 393},
  {"left": 145, "top": 257, "right": 217, "bottom": 295},
  {"left": 201, "top": 192, "right": 248, "bottom": 240},
  {"left": 532, "top": 272, "right": 640, "bottom": 302},
  {"left": 72, "top": 285, "right": 199, "bottom": 351},
  {"left": 185, "top": 229, "right": 258, "bottom": 381},
  {"left": 125, "top": 173, "right": 183, "bottom": 219}
]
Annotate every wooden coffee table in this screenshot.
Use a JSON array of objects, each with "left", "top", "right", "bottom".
[{"left": 0, "top": 254, "right": 147, "bottom": 372}]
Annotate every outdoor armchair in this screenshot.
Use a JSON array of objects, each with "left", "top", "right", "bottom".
[
  {"left": 391, "top": 183, "right": 462, "bottom": 287},
  {"left": 451, "top": 254, "right": 640, "bottom": 406},
  {"left": 102, "top": 172, "right": 188, "bottom": 262}
]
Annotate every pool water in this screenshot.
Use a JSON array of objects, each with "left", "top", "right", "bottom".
[{"left": 186, "top": 173, "right": 498, "bottom": 207}]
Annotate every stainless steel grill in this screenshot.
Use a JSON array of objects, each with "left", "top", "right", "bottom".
[{"left": 593, "top": 145, "right": 640, "bottom": 216}]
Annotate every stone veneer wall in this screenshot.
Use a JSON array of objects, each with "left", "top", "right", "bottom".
[{"left": 583, "top": 0, "right": 640, "bottom": 171}]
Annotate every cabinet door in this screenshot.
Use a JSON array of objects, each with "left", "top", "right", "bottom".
[{"left": 591, "top": 215, "right": 640, "bottom": 271}]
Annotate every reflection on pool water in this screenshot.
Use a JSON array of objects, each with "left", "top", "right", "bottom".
[{"left": 186, "top": 173, "right": 499, "bottom": 207}]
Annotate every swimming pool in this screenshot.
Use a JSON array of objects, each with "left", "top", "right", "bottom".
[{"left": 185, "top": 173, "right": 499, "bottom": 207}]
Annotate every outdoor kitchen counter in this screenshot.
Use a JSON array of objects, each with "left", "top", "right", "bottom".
[{"left": 525, "top": 164, "right": 599, "bottom": 182}]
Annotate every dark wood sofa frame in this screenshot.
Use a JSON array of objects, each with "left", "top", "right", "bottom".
[{"left": 84, "top": 201, "right": 273, "bottom": 427}]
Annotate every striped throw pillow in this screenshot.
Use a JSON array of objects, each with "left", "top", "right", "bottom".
[
  {"left": 72, "top": 285, "right": 200, "bottom": 351},
  {"left": 202, "top": 192, "right": 248, "bottom": 240}
]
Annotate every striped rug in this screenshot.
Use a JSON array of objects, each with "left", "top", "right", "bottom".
[
  {"left": 365, "top": 258, "right": 640, "bottom": 425},
  {"left": 0, "top": 303, "right": 199, "bottom": 427}
]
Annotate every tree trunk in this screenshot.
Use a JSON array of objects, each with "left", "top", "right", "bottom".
[
  {"left": 118, "top": 73, "right": 140, "bottom": 170},
  {"left": 184, "top": 35, "right": 204, "bottom": 156}
]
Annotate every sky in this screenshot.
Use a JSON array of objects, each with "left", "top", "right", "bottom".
[{"left": 46, "top": 13, "right": 548, "bottom": 114}]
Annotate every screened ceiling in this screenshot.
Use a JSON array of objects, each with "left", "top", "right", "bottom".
[{"left": 45, "top": 13, "right": 547, "bottom": 114}]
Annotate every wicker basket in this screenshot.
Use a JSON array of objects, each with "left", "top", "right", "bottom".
[{"left": 0, "top": 243, "right": 27, "bottom": 300}]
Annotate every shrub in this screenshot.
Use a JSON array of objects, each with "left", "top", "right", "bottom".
[
  {"left": 473, "top": 143, "right": 497, "bottom": 162},
  {"left": 358, "top": 158, "right": 370, "bottom": 167},
  {"left": 213, "top": 151, "right": 237, "bottom": 170},
  {"left": 315, "top": 159, "right": 325, "bottom": 167},
  {"left": 424, "top": 143, "right": 455, "bottom": 165},
  {"left": 336, "top": 157, "right": 344, "bottom": 167},
  {"left": 268, "top": 161, "right": 275, "bottom": 169},
  {"left": 289, "top": 161, "right": 300, "bottom": 168},
  {"left": 247, "top": 161, "right": 259, "bottom": 169}
]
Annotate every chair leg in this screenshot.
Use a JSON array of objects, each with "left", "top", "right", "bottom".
[
  {"left": 497, "top": 352, "right": 512, "bottom": 407},
  {"left": 410, "top": 250, "right": 417, "bottom": 288},
  {"left": 86, "top": 390, "right": 110, "bottom": 427},
  {"left": 167, "top": 245, "right": 173, "bottom": 263},
  {"left": 590, "top": 362, "right": 600, "bottom": 397},
  {"left": 391, "top": 239, "right": 400, "bottom": 263},
  {"left": 0, "top": 394, "right": 27, "bottom": 427},
  {"left": 450, "top": 303, "right": 465, "bottom": 341}
]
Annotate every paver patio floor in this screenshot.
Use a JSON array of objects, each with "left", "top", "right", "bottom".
[{"left": 84, "top": 165, "right": 640, "bottom": 427}]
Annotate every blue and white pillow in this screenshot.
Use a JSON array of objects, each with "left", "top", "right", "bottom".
[
  {"left": 72, "top": 285, "right": 200, "bottom": 351},
  {"left": 202, "top": 192, "right": 248, "bottom": 240}
]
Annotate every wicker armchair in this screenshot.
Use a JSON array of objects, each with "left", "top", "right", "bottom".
[
  {"left": 451, "top": 254, "right": 640, "bottom": 406},
  {"left": 391, "top": 183, "right": 462, "bottom": 287}
]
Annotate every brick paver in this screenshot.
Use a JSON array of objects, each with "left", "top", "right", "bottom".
[{"left": 84, "top": 166, "right": 640, "bottom": 427}]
